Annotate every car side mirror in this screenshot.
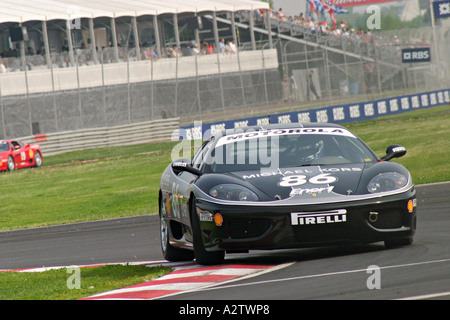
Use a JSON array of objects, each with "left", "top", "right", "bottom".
[
  {"left": 171, "top": 159, "right": 201, "bottom": 176},
  {"left": 380, "top": 145, "right": 406, "bottom": 161}
]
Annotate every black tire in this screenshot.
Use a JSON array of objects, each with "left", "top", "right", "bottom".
[
  {"left": 159, "top": 197, "right": 194, "bottom": 262},
  {"left": 190, "top": 196, "right": 225, "bottom": 265}
]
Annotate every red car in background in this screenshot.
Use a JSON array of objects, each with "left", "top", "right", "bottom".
[{"left": 0, "top": 140, "right": 43, "bottom": 172}]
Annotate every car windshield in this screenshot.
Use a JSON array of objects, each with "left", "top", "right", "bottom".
[
  {"left": 0, "top": 142, "right": 9, "bottom": 152},
  {"left": 205, "top": 128, "right": 377, "bottom": 173}
]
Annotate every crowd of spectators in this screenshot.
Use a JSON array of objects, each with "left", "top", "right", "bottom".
[
  {"left": 260, "top": 8, "right": 430, "bottom": 51},
  {"left": 0, "top": 8, "right": 431, "bottom": 74},
  {"left": 0, "top": 36, "right": 240, "bottom": 73},
  {"left": 160, "top": 38, "right": 238, "bottom": 60}
]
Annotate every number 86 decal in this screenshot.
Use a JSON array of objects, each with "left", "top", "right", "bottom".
[{"left": 278, "top": 173, "right": 337, "bottom": 187}]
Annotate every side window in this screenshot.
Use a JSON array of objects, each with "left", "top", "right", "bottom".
[
  {"left": 11, "top": 141, "right": 20, "bottom": 149},
  {"left": 192, "top": 138, "right": 214, "bottom": 169}
]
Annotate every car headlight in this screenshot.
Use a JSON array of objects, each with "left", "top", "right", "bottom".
[
  {"left": 209, "top": 184, "right": 258, "bottom": 201},
  {"left": 367, "top": 172, "right": 408, "bottom": 193}
]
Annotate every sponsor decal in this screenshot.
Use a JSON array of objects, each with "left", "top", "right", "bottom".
[
  {"left": 291, "top": 209, "right": 347, "bottom": 226},
  {"left": 278, "top": 173, "right": 337, "bottom": 187},
  {"left": 242, "top": 167, "right": 361, "bottom": 180},
  {"left": 433, "top": 0, "right": 450, "bottom": 19},
  {"left": 180, "top": 89, "right": 450, "bottom": 142},
  {"left": 199, "top": 211, "right": 214, "bottom": 222},
  {"left": 402, "top": 48, "right": 431, "bottom": 63},
  {"left": 214, "top": 213, "right": 224, "bottom": 226},
  {"left": 391, "top": 146, "right": 406, "bottom": 153},
  {"left": 216, "top": 128, "right": 356, "bottom": 147},
  {"left": 289, "top": 186, "right": 334, "bottom": 197},
  {"left": 172, "top": 161, "right": 187, "bottom": 167}
]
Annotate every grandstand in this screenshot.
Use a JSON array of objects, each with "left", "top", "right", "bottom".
[{"left": 0, "top": 0, "right": 448, "bottom": 139}]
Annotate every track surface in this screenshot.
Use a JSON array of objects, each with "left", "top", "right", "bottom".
[{"left": 1, "top": 182, "right": 449, "bottom": 300}]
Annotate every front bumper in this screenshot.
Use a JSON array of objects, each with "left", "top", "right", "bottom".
[{"left": 194, "top": 189, "right": 417, "bottom": 251}]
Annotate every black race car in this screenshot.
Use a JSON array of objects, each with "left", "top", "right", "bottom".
[{"left": 159, "top": 123, "right": 417, "bottom": 265}]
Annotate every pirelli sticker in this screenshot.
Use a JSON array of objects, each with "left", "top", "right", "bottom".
[{"left": 291, "top": 209, "right": 347, "bottom": 226}]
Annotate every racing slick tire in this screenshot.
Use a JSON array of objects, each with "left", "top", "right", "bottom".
[
  {"left": 190, "top": 196, "right": 225, "bottom": 265},
  {"left": 159, "top": 197, "right": 194, "bottom": 262}
]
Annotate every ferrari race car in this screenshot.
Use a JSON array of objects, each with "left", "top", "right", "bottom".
[
  {"left": 159, "top": 123, "right": 417, "bottom": 265},
  {"left": 0, "top": 140, "right": 43, "bottom": 172}
]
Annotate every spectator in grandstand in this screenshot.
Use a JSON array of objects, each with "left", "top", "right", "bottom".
[
  {"left": 166, "top": 46, "right": 173, "bottom": 58},
  {"left": 173, "top": 46, "right": 183, "bottom": 58},
  {"left": 228, "top": 40, "right": 237, "bottom": 54},
  {"left": 307, "top": 70, "right": 320, "bottom": 101},
  {"left": 205, "top": 42, "right": 214, "bottom": 54},
  {"left": 145, "top": 48, "right": 158, "bottom": 61},
  {"left": 0, "top": 58, "right": 7, "bottom": 73},
  {"left": 307, "top": 19, "right": 316, "bottom": 33},
  {"left": 192, "top": 44, "right": 200, "bottom": 56},
  {"left": 219, "top": 38, "right": 226, "bottom": 54},
  {"left": 320, "top": 22, "right": 328, "bottom": 35}
]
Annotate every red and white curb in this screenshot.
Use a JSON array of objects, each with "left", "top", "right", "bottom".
[{"left": 82, "top": 262, "right": 277, "bottom": 300}]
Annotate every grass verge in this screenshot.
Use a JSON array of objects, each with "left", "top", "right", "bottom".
[{"left": 0, "top": 264, "right": 171, "bottom": 300}]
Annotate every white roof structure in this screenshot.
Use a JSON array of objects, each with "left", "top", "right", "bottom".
[{"left": 0, "top": 0, "right": 269, "bottom": 24}]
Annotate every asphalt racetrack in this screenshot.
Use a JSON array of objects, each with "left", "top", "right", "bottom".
[{"left": 1, "top": 182, "right": 449, "bottom": 300}]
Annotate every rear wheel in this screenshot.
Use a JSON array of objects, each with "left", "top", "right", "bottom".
[
  {"left": 159, "top": 197, "right": 194, "bottom": 262},
  {"left": 34, "top": 151, "right": 42, "bottom": 168},
  {"left": 190, "top": 196, "right": 225, "bottom": 265}
]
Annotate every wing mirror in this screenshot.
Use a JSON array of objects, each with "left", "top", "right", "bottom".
[
  {"left": 380, "top": 145, "right": 406, "bottom": 161},
  {"left": 171, "top": 159, "right": 201, "bottom": 175}
]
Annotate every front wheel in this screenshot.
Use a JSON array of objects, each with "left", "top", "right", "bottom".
[
  {"left": 190, "top": 196, "right": 225, "bottom": 265},
  {"left": 7, "top": 156, "right": 14, "bottom": 171},
  {"left": 159, "top": 197, "right": 194, "bottom": 262}
]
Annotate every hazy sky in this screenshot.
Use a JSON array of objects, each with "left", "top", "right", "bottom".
[
  {"left": 272, "top": 0, "right": 307, "bottom": 16},
  {"left": 271, "top": 0, "right": 407, "bottom": 16}
]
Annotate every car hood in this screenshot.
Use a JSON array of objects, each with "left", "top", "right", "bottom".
[
  {"left": 228, "top": 164, "right": 365, "bottom": 200},
  {"left": 193, "top": 161, "right": 413, "bottom": 205}
]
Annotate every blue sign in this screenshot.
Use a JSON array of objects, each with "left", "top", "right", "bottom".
[
  {"left": 433, "top": 0, "right": 450, "bottom": 19},
  {"left": 179, "top": 89, "right": 450, "bottom": 140},
  {"left": 401, "top": 48, "right": 431, "bottom": 63}
]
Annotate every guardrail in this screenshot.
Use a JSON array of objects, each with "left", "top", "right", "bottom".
[{"left": 20, "top": 118, "right": 179, "bottom": 156}]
